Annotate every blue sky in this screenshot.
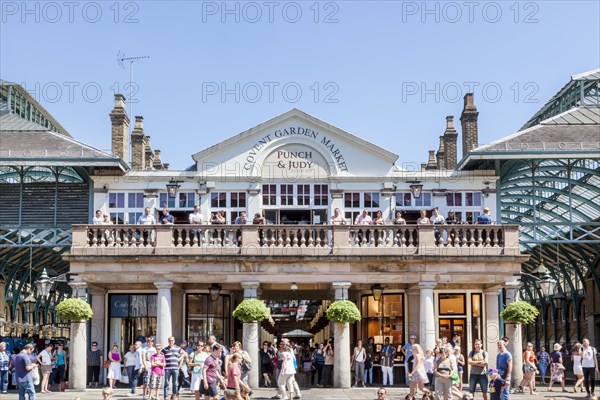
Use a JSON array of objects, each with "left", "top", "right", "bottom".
[{"left": 1, "top": 0, "right": 599, "bottom": 170}]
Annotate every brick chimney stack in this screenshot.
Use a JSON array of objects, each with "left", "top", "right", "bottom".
[
  {"left": 153, "top": 149, "right": 163, "bottom": 170},
  {"left": 109, "top": 94, "right": 130, "bottom": 162},
  {"left": 461, "top": 93, "right": 479, "bottom": 157},
  {"left": 131, "top": 116, "right": 147, "bottom": 170},
  {"left": 145, "top": 136, "right": 155, "bottom": 169},
  {"left": 426, "top": 150, "right": 437, "bottom": 170},
  {"left": 436, "top": 136, "right": 445, "bottom": 169},
  {"left": 443, "top": 115, "right": 458, "bottom": 169}
]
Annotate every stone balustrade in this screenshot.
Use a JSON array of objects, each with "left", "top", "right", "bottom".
[{"left": 71, "top": 223, "right": 520, "bottom": 257}]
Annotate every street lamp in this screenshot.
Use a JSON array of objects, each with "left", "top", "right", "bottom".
[
  {"left": 35, "top": 268, "right": 69, "bottom": 299},
  {"left": 22, "top": 294, "right": 36, "bottom": 323},
  {"left": 532, "top": 261, "right": 556, "bottom": 297},
  {"left": 208, "top": 284, "right": 222, "bottom": 301},
  {"left": 166, "top": 179, "right": 181, "bottom": 199},
  {"left": 371, "top": 284, "right": 383, "bottom": 302}
]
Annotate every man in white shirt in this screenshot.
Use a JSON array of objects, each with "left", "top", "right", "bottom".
[
  {"left": 354, "top": 209, "right": 372, "bottom": 245},
  {"left": 93, "top": 210, "right": 104, "bottom": 224},
  {"left": 430, "top": 208, "right": 445, "bottom": 224},
  {"left": 137, "top": 207, "right": 156, "bottom": 244},
  {"left": 329, "top": 208, "right": 347, "bottom": 225},
  {"left": 189, "top": 205, "right": 204, "bottom": 245},
  {"left": 355, "top": 209, "right": 372, "bottom": 225},
  {"left": 137, "top": 207, "right": 156, "bottom": 225}
]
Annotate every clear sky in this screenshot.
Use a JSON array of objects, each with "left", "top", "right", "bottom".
[{"left": 1, "top": 0, "right": 599, "bottom": 170}]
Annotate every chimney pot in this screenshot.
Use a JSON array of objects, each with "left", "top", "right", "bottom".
[
  {"left": 135, "top": 116, "right": 144, "bottom": 129},
  {"left": 114, "top": 94, "right": 126, "bottom": 108},
  {"left": 446, "top": 115, "right": 454, "bottom": 129}
]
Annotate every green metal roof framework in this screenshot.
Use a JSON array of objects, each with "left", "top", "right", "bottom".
[
  {"left": 0, "top": 166, "right": 88, "bottom": 324},
  {"left": 520, "top": 69, "right": 600, "bottom": 130},
  {"left": 0, "top": 81, "right": 71, "bottom": 137}
]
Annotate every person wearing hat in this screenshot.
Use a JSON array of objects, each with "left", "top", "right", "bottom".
[{"left": 548, "top": 343, "right": 567, "bottom": 392}]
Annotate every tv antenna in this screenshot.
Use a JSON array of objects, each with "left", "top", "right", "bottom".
[{"left": 116, "top": 50, "right": 149, "bottom": 164}]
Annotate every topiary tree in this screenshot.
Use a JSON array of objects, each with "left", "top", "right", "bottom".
[
  {"left": 500, "top": 300, "right": 539, "bottom": 324},
  {"left": 55, "top": 298, "right": 93, "bottom": 321},
  {"left": 232, "top": 299, "right": 269, "bottom": 322},
  {"left": 326, "top": 300, "right": 361, "bottom": 323}
]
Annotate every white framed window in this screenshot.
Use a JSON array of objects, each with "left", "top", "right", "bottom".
[
  {"left": 208, "top": 192, "right": 247, "bottom": 223},
  {"left": 108, "top": 192, "right": 144, "bottom": 224},
  {"left": 210, "top": 192, "right": 227, "bottom": 209},
  {"left": 415, "top": 193, "right": 432, "bottom": 207},
  {"left": 446, "top": 193, "right": 462, "bottom": 207},
  {"left": 262, "top": 185, "right": 277, "bottom": 206},
  {"left": 159, "top": 192, "right": 196, "bottom": 209},
  {"left": 344, "top": 192, "right": 381, "bottom": 222},
  {"left": 280, "top": 184, "right": 294, "bottom": 205},
  {"left": 297, "top": 184, "right": 310, "bottom": 206},
  {"left": 314, "top": 185, "right": 328, "bottom": 206},
  {"left": 465, "top": 192, "right": 482, "bottom": 207},
  {"left": 395, "top": 192, "right": 412, "bottom": 207}
]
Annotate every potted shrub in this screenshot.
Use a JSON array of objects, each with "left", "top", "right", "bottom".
[
  {"left": 55, "top": 298, "right": 93, "bottom": 321},
  {"left": 499, "top": 300, "right": 539, "bottom": 324},
  {"left": 232, "top": 299, "right": 269, "bottom": 322},
  {"left": 326, "top": 300, "right": 361, "bottom": 323}
]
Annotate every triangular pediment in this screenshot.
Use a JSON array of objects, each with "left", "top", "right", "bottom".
[{"left": 192, "top": 109, "right": 398, "bottom": 178}]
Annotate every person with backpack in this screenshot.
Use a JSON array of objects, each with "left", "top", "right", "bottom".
[
  {"left": 468, "top": 339, "right": 488, "bottom": 400},
  {"left": 581, "top": 338, "right": 599, "bottom": 398}
]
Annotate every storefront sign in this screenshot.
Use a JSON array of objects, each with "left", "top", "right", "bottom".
[
  {"left": 263, "top": 144, "right": 330, "bottom": 178},
  {"left": 243, "top": 126, "right": 348, "bottom": 173}
]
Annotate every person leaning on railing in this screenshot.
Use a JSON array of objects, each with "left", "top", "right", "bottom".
[
  {"left": 137, "top": 207, "right": 157, "bottom": 244},
  {"left": 189, "top": 205, "right": 204, "bottom": 244}
]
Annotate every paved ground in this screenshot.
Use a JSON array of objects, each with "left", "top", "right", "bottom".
[{"left": 0, "top": 386, "right": 594, "bottom": 400}]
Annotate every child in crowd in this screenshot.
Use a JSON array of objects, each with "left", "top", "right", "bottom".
[
  {"left": 150, "top": 344, "right": 166, "bottom": 400},
  {"left": 488, "top": 368, "right": 504, "bottom": 400},
  {"left": 101, "top": 387, "right": 113, "bottom": 399},
  {"left": 424, "top": 349, "right": 435, "bottom": 389}
]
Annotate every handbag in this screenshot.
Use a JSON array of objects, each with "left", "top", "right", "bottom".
[
  {"left": 556, "top": 363, "right": 566, "bottom": 371},
  {"left": 103, "top": 360, "right": 111, "bottom": 369},
  {"left": 32, "top": 366, "right": 40, "bottom": 385},
  {"left": 120, "top": 367, "right": 129, "bottom": 384}
]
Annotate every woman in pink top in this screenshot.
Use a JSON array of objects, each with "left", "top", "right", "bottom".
[
  {"left": 226, "top": 354, "right": 251, "bottom": 400},
  {"left": 150, "top": 344, "right": 166, "bottom": 400},
  {"left": 106, "top": 344, "right": 122, "bottom": 389}
]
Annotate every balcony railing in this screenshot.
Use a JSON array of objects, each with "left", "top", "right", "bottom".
[{"left": 71, "top": 224, "right": 520, "bottom": 257}]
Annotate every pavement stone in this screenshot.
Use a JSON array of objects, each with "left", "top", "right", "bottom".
[{"left": 0, "top": 385, "right": 594, "bottom": 400}]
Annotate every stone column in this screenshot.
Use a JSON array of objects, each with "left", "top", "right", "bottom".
[
  {"left": 89, "top": 287, "right": 106, "bottom": 353},
  {"left": 332, "top": 282, "right": 351, "bottom": 388},
  {"left": 241, "top": 282, "right": 260, "bottom": 389},
  {"left": 68, "top": 281, "right": 88, "bottom": 390},
  {"left": 504, "top": 281, "right": 523, "bottom": 389},
  {"left": 419, "top": 281, "right": 437, "bottom": 351},
  {"left": 406, "top": 288, "right": 421, "bottom": 340},
  {"left": 484, "top": 287, "right": 501, "bottom": 365},
  {"left": 155, "top": 280, "right": 173, "bottom": 347},
  {"left": 70, "top": 320, "right": 88, "bottom": 389}
]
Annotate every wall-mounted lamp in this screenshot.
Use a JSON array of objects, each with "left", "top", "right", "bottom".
[
  {"left": 408, "top": 181, "right": 423, "bottom": 199},
  {"left": 166, "top": 178, "right": 182, "bottom": 199},
  {"left": 371, "top": 284, "right": 383, "bottom": 302},
  {"left": 208, "top": 283, "right": 222, "bottom": 301}
]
